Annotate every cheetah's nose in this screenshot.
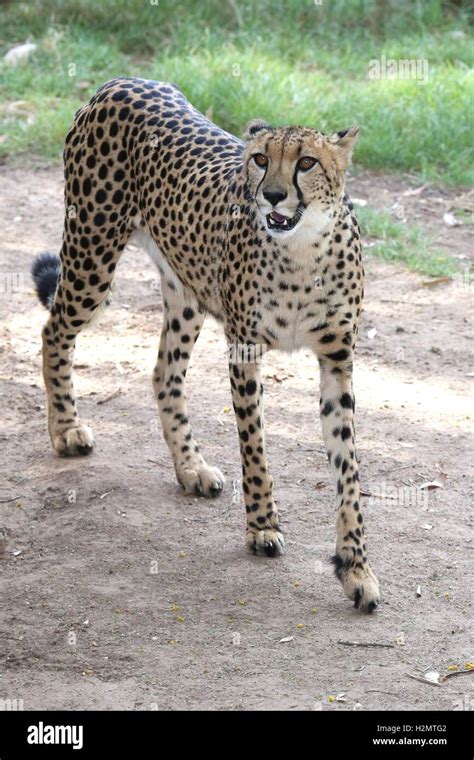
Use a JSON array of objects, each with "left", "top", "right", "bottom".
[{"left": 263, "top": 189, "right": 288, "bottom": 207}]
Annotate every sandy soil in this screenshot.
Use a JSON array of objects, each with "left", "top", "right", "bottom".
[{"left": 0, "top": 167, "right": 472, "bottom": 711}]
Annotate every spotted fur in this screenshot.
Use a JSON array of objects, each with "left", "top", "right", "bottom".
[{"left": 32, "top": 77, "right": 380, "bottom": 612}]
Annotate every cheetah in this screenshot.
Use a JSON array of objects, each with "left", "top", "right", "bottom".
[{"left": 32, "top": 77, "right": 380, "bottom": 612}]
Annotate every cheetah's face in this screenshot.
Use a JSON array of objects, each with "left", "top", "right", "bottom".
[{"left": 243, "top": 121, "right": 359, "bottom": 239}]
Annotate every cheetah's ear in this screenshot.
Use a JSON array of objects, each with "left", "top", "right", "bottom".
[
  {"left": 328, "top": 125, "right": 359, "bottom": 166},
  {"left": 243, "top": 119, "right": 272, "bottom": 140}
]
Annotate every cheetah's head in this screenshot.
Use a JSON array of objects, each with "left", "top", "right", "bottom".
[{"left": 243, "top": 120, "right": 359, "bottom": 239}]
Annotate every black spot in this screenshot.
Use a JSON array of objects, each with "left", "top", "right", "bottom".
[
  {"left": 325, "top": 349, "right": 349, "bottom": 362},
  {"left": 112, "top": 90, "right": 128, "bottom": 102},
  {"left": 340, "top": 393, "right": 353, "bottom": 409},
  {"left": 245, "top": 380, "right": 257, "bottom": 395},
  {"left": 321, "top": 401, "right": 334, "bottom": 416},
  {"left": 320, "top": 333, "right": 336, "bottom": 344},
  {"left": 341, "top": 426, "right": 351, "bottom": 441},
  {"left": 330, "top": 553, "right": 351, "bottom": 580}
]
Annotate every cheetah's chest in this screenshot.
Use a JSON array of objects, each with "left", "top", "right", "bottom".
[{"left": 256, "top": 267, "right": 329, "bottom": 352}]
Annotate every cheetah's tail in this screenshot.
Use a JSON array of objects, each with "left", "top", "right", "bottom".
[{"left": 31, "top": 252, "right": 61, "bottom": 311}]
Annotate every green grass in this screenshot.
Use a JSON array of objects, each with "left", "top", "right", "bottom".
[
  {"left": 0, "top": 0, "right": 473, "bottom": 184},
  {"left": 358, "top": 206, "right": 460, "bottom": 277},
  {"left": 0, "top": 0, "right": 471, "bottom": 278}
]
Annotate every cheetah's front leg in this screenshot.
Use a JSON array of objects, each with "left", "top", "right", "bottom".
[
  {"left": 229, "top": 355, "right": 284, "bottom": 557},
  {"left": 318, "top": 354, "right": 380, "bottom": 612}
]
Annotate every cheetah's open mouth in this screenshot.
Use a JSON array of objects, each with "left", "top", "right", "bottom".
[{"left": 266, "top": 205, "right": 304, "bottom": 233}]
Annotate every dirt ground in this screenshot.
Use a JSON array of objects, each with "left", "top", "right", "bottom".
[{"left": 0, "top": 166, "right": 472, "bottom": 712}]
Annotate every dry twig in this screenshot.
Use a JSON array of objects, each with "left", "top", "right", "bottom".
[
  {"left": 338, "top": 639, "right": 395, "bottom": 649},
  {"left": 97, "top": 388, "right": 122, "bottom": 405}
]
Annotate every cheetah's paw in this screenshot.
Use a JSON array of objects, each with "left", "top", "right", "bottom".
[
  {"left": 246, "top": 528, "right": 285, "bottom": 558},
  {"left": 52, "top": 425, "right": 95, "bottom": 457},
  {"left": 332, "top": 554, "right": 380, "bottom": 613},
  {"left": 177, "top": 463, "right": 225, "bottom": 497}
]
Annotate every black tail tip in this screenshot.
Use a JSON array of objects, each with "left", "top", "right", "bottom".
[{"left": 31, "top": 252, "right": 61, "bottom": 310}]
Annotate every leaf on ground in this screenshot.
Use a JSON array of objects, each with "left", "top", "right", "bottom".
[
  {"left": 443, "top": 211, "right": 462, "bottom": 227},
  {"left": 419, "top": 480, "right": 444, "bottom": 490},
  {"left": 424, "top": 671, "right": 441, "bottom": 683},
  {"left": 401, "top": 183, "right": 429, "bottom": 197}
]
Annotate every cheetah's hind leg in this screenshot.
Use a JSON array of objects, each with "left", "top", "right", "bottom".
[{"left": 33, "top": 235, "right": 125, "bottom": 456}]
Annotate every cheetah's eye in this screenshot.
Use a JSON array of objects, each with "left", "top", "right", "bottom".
[
  {"left": 253, "top": 153, "right": 268, "bottom": 168},
  {"left": 297, "top": 156, "right": 317, "bottom": 172}
]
